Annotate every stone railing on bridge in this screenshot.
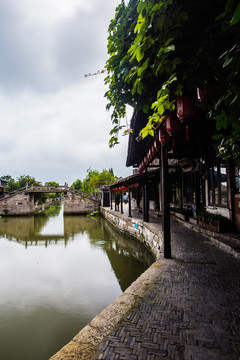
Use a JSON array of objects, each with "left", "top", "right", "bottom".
[{"left": 0, "top": 185, "right": 99, "bottom": 216}]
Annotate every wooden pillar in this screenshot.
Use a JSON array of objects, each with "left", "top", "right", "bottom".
[
  {"left": 114, "top": 192, "right": 117, "bottom": 211},
  {"left": 110, "top": 191, "right": 113, "bottom": 210},
  {"left": 128, "top": 189, "right": 132, "bottom": 217},
  {"left": 227, "top": 160, "right": 235, "bottom": 231},
  {"left": 142, "top": 185, "right": 145, "bottom": 220},
  {"left": 194, "top": 170, "right": 201, "bottom": 216},
  {"left": 161, "top": 145, "right": 171, "bottom": 258},
  {"left": 120, "top": 191, "right": 123, "bottom": 214},
  {"left": 143, "top": 184, "right": 149, "bottom": 222}
]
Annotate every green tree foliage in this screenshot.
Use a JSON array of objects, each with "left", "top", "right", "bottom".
[
  {"left": 71, "top": 168, "right": 117, "bottom": 195},
  {"left": 0, "top": 175, "right": 13, "bottom": 181},
  {"left": 17, "top": 175, "right": 42, "bottom": 188},
  {"left": 5, "top": 175, "right": 41, "bottom": 192},
  {"left": 105, "top": 0, "right": 240, "bottom": 163},
  {"left": 45, "top": 181, "right": 60, "bottom": 199},
  {"left": 71, "top": 179, "right": 83, "bottom": 191},
  {"left": 109, "top": 168, "right": 114, "bottom": 176},
  {"left": 4, "top": 179, "right": 19, "bottom": 192}
]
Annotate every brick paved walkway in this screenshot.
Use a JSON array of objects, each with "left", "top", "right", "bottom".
[{"left": 94, "top": 217, "right": 240, "bottom": 360}]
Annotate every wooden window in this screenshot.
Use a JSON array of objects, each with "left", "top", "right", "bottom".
[
  {"left": 183, "top": 172, "right": 193, "bottom": 204},
  {"left": 208, "top": 164, "right": 228, "bottom": 207}
]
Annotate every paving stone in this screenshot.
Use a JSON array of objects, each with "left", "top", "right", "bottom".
[{"left": 94, "top": 219, "right": 240, "bottom": 359}]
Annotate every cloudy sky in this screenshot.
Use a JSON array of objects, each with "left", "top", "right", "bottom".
[{"left": 0, "top": 0, "right": 133, "bottom": 185}]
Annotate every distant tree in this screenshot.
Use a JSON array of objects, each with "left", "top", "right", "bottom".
[
  {"left": 4, "top": 179, "right": 19, "bottom": 192},
  {"left": 0, "top": 175, "right": 13, "bottom": 181},
  {"left": 109, "top": 168, "right": 114, "bottom": 176},
  {"left": 45, "top": 181, "right": 59, "bottom": 187},
  {"left": 98, "top": 169, "right": 117, "bottom": 184},
  {"left": 17, "top": 175, "right": 42, "bottom": 188},
  {"left": 45, "top": 181, "right": 60, "bottom": 199},
  {"left": 72, "top": 169, "right": 117, "bottom": 195},
  {"left": 71, "top": 179, "right": 83, "bottom": 191}
]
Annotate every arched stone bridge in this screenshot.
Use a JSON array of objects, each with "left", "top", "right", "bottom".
[{"left": 0, "top": 185, "right": 99, "bottom": 216}]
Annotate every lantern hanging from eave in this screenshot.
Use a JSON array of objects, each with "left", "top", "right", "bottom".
[
  {"left": 176, "top": 95, "right": 194, "bottom": 121},
  {"left": 119, "top": 186, "right": 127, "bottom": 192},
  {"left": 129, "top": 182, "right": 140, "bottom": 189},
  {"left": 166, "top": 113, "right": 181, "bottom": 135},
  {"left": 158, "top": 126, "right": 171, "bottom": 144}
]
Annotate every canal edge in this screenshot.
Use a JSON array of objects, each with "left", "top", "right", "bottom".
[
  {"left": 49, "top": 208, "right": 165, "bottom": 360},
  {"left": 49, "top": 261, "right": 167, "bottom": 360}
]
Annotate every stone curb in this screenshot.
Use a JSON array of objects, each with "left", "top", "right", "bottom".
[{"left": 49, "top": 261, "right": 168, "bottom": 360}]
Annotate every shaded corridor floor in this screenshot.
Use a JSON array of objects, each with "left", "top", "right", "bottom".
[{"left": 94, "top": 219, "right": 240, "bottom": 359}]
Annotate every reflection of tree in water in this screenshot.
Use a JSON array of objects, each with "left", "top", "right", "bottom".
[
  {"left": 0, "top": 208, "right": 154, "bottom": 291},
  {"left": 89, "top": 218, "right": 154, "bottom": 292},
  {"left": 64, "top": 215, "right": 154, "bottom": 291},
  {"left": 63, "top": 215, "right": 102, "bottom": 240},
  {"left": 0, "top": 216, "right": 35, "bottom": 242}
]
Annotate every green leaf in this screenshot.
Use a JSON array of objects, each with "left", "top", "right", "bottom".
[
  {"left": 157, "top": 104, "right": 165, "bottom": 115},
  {"left": 137, "top": 57, "right": 150, "bottom": 76},
  {"left": 223, "top": 57, "right": 233, "bottom": 67},
  {"left": 142, "top": 104, "right": 149, "bottom": 113},
  {"left": 136, "top": 47, "right": 144, "bottom": 62},
  {"left": 231, "top": 3, "right": 240, "bottom": 25},
  {"left": 212, "top": 134, "right": 223, "bottom": 140},
  {"left": 164, "top": 44, "right": 175, "bottom": 52}
]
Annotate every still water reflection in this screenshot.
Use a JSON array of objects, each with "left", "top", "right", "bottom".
[{"left": 0, "top": 202, "right": 154, "bottom": 360}]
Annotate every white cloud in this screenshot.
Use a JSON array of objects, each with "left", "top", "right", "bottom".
[{"left": 0, "top": 0, "right": 133, "bottom": 184}]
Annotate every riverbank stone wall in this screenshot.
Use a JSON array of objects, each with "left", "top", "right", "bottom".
[
  {"left": 0, "top": 193, "right": 34, "bottom": 216},
  {"left": 101, "top": 207, "right": 163, "bottom": 259},
  {"left": 63, "top": 193, "right": 99, "bottom": 215}
]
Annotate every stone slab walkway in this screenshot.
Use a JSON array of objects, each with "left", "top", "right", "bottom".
[{"left": 93, "top": 215, "right": 240, "bottom": 360}]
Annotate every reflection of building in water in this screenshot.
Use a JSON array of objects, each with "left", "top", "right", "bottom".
[
  {"left": 0, "top": 211, "right": 153, "bottom": 292},
  {"left": 0, "top": 216, "right": 35, "bottom": 242}
]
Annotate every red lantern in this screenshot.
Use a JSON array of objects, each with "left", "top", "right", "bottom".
[
  {"left": 166, "top": 113, "right": 181, "bottom": 134},
  {"left": 176, "top": 95, "right": 194, "bottom": 120},
  {"left": 158, "top": 127, "right": 171, "bottom": 143}
]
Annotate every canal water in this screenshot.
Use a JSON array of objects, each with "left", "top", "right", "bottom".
[{"left": 0, "top": 202, "right": 154, "bottom": 360}]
